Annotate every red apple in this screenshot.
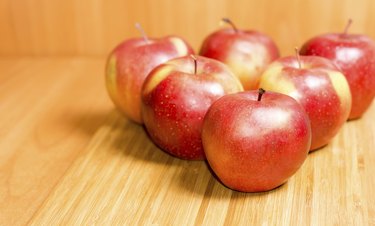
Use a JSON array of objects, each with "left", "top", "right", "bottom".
[
  {"left": 105, "top": 24, "right": 194, "bottom": 124},
  {"left": 202, "top": 89, "right": 311, "bottom": 192},
  {"left": 300, "top": 20, "right": 375, "bottom": 119},
  {"left": 199, "top": 18, "right": 279, "bottom": 90},
  {"left": 141, "top": 55, "right": 243, "bottom": 160},
  {"left": 258, "top": 53, "right": 352, "bottom": 150}
]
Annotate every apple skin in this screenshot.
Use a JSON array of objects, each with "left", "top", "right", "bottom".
[
  {"left": 300, "top": 33, "right": 375, "bottom": 119},
  {"left": 141, "top": 55, "right": 244, "bottom": 160},
  {"left": 199, "top": 28, "right": 279, "bottom": 90},
  {"left": 105, "top": 36, "right": 194, "bottom": 124},
  {"left": 202, "top": 90, "right": 311, "bottom": 192},
  {"left": 258, "top": 56, "right": 352, "bottom": 150}
]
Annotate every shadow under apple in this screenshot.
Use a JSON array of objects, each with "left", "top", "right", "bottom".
[
  {"left": 64, "top": 107, "right": 288, "bottom": 197},
  {"left": 174, "top": 159, "right": 284, "bottom": 199}
]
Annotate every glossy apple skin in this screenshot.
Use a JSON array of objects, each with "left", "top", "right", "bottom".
[
  {"left": 258, "top": 56, "right": 352, "bottom": 150},
  {"left": 199, "top": 28, "right": 279, "bottom": 90},
  {"left": 141, "top": 56, "right": 243, "bottom": 160},
  {"left": 105, "top": 36, "right": 194, "bottom": 124},
  {"left": 300, "top": 34, "right": 375, "bottom": 119},
  {"left": 202, "top": 91, "right": 311, "bottom": 192}
]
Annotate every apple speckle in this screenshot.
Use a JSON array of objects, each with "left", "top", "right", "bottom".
[{"left": 141, "top": 55, "right": 243, "bottom": 160}]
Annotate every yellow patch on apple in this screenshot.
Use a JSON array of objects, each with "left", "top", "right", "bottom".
[
  {"left": 143, "top": 65, "right": 174, "bottom": 94},
  {"left": 259, "top": 63, "right": 296, "bottom": 96},
  {"left": 226, "top": 43, "right": 267, "bottom": 90},
  {"left": 105, "top": 55, "right": 119, "bottom": 105},
  {"left": 326, "top": 70, "right": 352, "bottom": 109},
  {"left": 169, "top": 37, "right": 189, "bottom": 56}
]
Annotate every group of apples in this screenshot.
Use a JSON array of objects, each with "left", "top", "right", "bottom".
[{"left": 105, "top": 19, "right": 375, "bottom": 192}]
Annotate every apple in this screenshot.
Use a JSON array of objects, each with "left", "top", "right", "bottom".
[
  {"left": 141, "top": 55, "right": 244, "bottom": 160},
  {"left": 202, "top": 89, "right": 311, "bottom": 192},
  {"left": 300, "top": 19, "right": 375, "bottom": 119},
  {"left": 105, "top": 23, "right": 194, "bottom": 124},
  {"left": 258, "top": 51, "right": 352, "bottom": 150},
  {"left": 199, "top": 18, "right": 280, "bottom": 90}
]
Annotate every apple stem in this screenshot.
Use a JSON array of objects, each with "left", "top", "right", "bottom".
[
  {"left": 190, "top": 55, "right": 197, "bottom": 75},
  {"left": 295, "top": 47, "right": 302, "bottom": 69},
  {"left": 222, "top": 18, "right": 238, "bottom": 33},
  {"left": 257, "top": 88, "right": 266, "bottom": 101},
  {"left": 342, "top": 19, "right": 353, "bottom": 36},
  {"left": 135, "top": 23, "right": 149, "bottom": 43}
]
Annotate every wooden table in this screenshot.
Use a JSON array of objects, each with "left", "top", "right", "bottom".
[{"left": 1, "top": 57, "right": 374, "bottom": 225}]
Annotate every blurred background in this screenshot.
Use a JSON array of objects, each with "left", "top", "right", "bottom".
[{"left": 1, "top": 0, "right": 375, "bottom": 57}]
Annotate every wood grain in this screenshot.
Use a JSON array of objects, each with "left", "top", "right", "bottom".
[
  {"left": 27, "top": 94, "right": 375, "bottom": 225},
  {"left": 1, "top": 0, "right": 375, "bottom": 56},
  {"left": 0, "top": 57, "right": 112, "bottom": 225}
]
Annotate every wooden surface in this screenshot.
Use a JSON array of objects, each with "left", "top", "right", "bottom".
[
  {"left": 1, "top": 0, "right": 375, "bottom": 56},
  {"left": 1, "top": 57, "right": 375, "bottom": 225}
]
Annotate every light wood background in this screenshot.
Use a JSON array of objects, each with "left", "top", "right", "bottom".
[{"left": 1, "top": 0, "right": 375, "bottom": 56}]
